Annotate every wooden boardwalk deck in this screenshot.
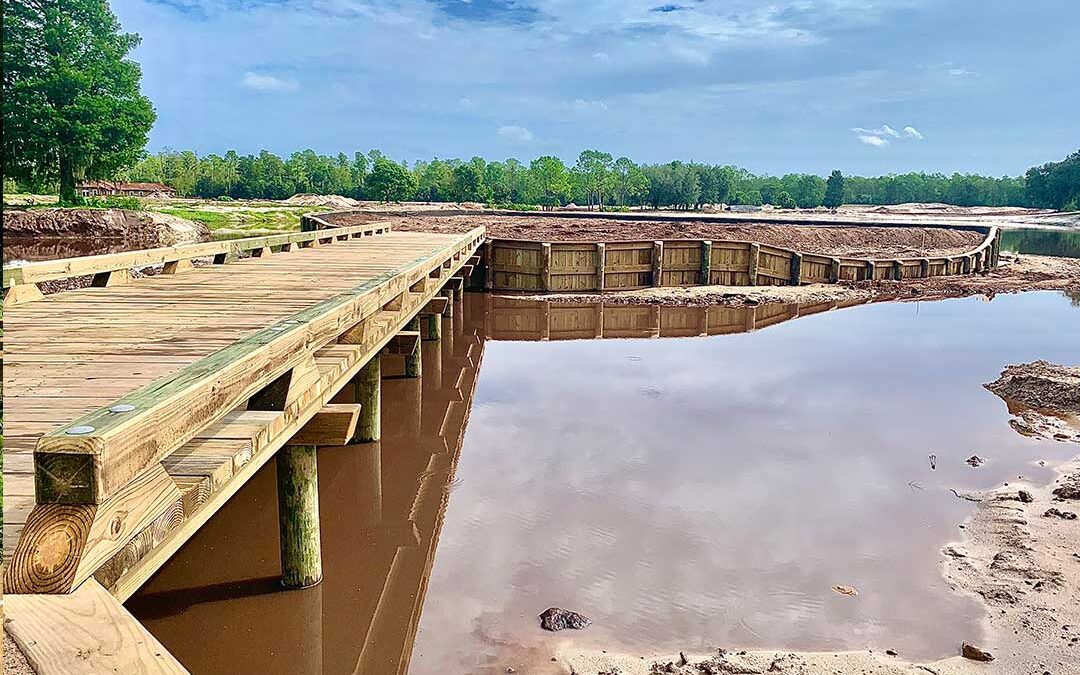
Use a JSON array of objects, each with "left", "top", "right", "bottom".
[{"left": 2, "top": 223, "right": 484, "bottom": 673}]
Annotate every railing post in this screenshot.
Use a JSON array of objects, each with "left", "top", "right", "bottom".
[{"left": 277, "top": 444, "right": 322, "bottom": 589}]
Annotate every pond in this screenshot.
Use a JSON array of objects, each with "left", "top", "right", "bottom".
[
  {"left": 128, "top": 291, "right": 1080, "bottom": 674},
  {"left": 1000, "top": 227, "right": 1080, "bottom": 258}
]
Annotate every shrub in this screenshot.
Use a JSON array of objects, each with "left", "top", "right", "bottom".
[
  {"left": 85, "top": 195, "right": 142, "bottom": 209},
  {"left": 216, "top": 195, "right": 234, "bottom": 201},
  {"left": 774, "top": 191, "right": 797, "bottom": 209}
]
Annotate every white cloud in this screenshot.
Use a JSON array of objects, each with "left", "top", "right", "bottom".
[
  {"left": 459, "top": 97, "right": 473, "bottom": 108},
  {"left": 566, "top": 98, "right": 609, "bottom": 113},
  {"left": 948, "top": 68, "right": 976, "bottom": 77},
  {"left": 857, "top": 134, "right": 890, "bottom": 147},
  {"left": 240, "top": 72, "right": 298, "bottom": 92},
  {"left": 903, "top": 126, "right": 924, "bottom": 140},
  {"left": 853, "top": 124, "right": 899, "bottom": 138},
  {"left": 592, "top": 51, "right": 611, "bottom": 63},
  {"left": 497, "top": 125, "right": 534, "bottom": 142}
]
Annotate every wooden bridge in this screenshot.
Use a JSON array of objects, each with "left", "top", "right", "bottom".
[{"left": 2, "top": 219, "right": 484, "bottom": 673}]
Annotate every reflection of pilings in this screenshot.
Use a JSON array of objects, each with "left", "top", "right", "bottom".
[
  {"left": 355, "top": 442, "right": 383, "bottom": 527},
  {"left": 423, "top": 339, "right": 443, "bottom": 393},
  {"left": 399, "top": 377, "right": 422, "bottom": 440},
  {"left": 300, "top": 584, "right": 324, "bottom": 675}
]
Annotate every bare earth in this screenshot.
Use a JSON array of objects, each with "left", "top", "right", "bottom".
[
  {"left": 560, "top": 362, "right": 1080, "bottom": 675},
  {"left": 370, "top": 214, "right": 986, "bottom": 258}
]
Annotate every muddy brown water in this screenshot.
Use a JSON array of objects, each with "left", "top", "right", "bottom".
[{"left": 128, "top": 291, "right": 1080, "bottom": 674}]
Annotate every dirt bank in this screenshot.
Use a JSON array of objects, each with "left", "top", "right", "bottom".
[
  {"left": 334, "top": 213, "right": 988, "bottom": 258},
  {"left": 3, "top": 208, "right": 209, "bottom": 262},
  {"left": 512, "top": 254, "right": 1080, "bottom": 308}
]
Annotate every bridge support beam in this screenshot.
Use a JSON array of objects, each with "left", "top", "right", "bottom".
[
  {"left": 277, "top": 444, "right": 322, "bottom": 589},
  {"left": 354, "top": 355, "right": 381, "bottom": 443}
]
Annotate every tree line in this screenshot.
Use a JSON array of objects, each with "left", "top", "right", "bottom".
[
  {"left": 109, "top": 147, "right": 1080, "bottom": 212},
  {"left": 3, "top": 0, "right": 1077, "bottom": 211}
]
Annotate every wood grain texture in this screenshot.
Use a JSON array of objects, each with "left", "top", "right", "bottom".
[{"left": 5, "top": 579, "right": 190, "bottom": 674}]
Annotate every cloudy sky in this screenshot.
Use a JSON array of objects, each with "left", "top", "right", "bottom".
[{"left": 113, "top": 0, "right": 1078, "bottom": 175}]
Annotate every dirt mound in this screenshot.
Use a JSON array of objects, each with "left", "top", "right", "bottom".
[
  {"left": 364, "top": 214, "right": 984, "bottom": 258},
  {"left": 4, "top": 208, "right": 208, "bottom": 247},
  {"left": 985, "top": 361, "right": 1080, "bottom": 414},
  {"left": 283, "top": 193, "right": 361, "bottom": 209}
]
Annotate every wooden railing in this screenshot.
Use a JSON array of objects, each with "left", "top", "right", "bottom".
[
  {"left": 2, "top": 220, "right": 392, "bottom": 301},
  {"left": 482, "top": 226, "right": 1000, "bottom": 292}
]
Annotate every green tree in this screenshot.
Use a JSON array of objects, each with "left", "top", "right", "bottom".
[
  {"left": 3, "top": 0, "right": 156, "bottom": 203},
  {"left": 367, "top": 157, "right": 416, "bottom": 202},
  {"left": 452, "top": 161, "right": 486, "bottom": 202},
  {"left": 572, "top": 150, "right": 614, "bottom": 209},
  {"left": 823, "top": 170, "right": 845, "bottom": 208},
  {"left": 527, "top": 156, "right": 571, "bottom": 209},
  {"left": 774, "top": 190, "right": 797, "bottom": 209}
]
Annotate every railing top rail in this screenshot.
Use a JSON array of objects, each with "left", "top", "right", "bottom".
[{"left": 2, "top": 220, "right": 392, "bottom": 289}]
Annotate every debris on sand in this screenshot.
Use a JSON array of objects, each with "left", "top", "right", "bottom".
[
  {"left": 1044, "top": 508, "right": 1077, "bottom": 520},
  {"left": 960, "top": 643, "right": 994, "bottom": 662},
  {"left": 1018, "top": 490, "right": 1034, "bottom": 503},
  {"left": 539, "top": 607, "right": 591, "bottom": 631},
  {"left": 283, "top": 193, "right": 361, "bottom": 209},
  {"left": 966, "top": 455, "right": 986, "bottom": 467},
  {"left": 1053, "top": 482, "right": 1080, "bottom": 500},
  {"left": 830, "top": 585, "right": 858, "bottom": 597}
]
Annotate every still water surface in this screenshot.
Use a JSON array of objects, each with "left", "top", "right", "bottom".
[{"left": 130, "top": 291, "right": 1080, "bottom": 674}]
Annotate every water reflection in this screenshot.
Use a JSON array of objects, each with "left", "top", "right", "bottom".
[
  {"left": 131, "top": 291, "right": 1080, "bottom": 674},
  {"left": 1000, "top": 227, "right": 1080, "bottom": 258}
]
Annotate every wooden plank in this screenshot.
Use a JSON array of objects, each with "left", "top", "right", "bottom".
[
  {"left": 289, "top": 403, "right": 360, "bottom": 445},
  {"left": 5, "top": 465, "right": 181, "bottom": 594},
  {"left": 5, "top": 579, "right": 190, "bottom": 674},
  {"left": 420, "top": 296, "right": 449, "bottom": 316},
  {"left": 32, "top": 228, "right": 484, "bottom": 504}
]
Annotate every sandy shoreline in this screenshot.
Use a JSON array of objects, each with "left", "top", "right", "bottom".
[{"left": 556, "top": 363, "right": 1080, "bottom": 675}]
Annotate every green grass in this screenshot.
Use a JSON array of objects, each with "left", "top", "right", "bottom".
[{"left": 150, "top": 205, "right": 317, "bottom": 238}]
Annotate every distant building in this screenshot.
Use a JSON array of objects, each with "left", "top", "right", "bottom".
[{"left": 78, "top": 180, "right": 176, "bottom": 198}]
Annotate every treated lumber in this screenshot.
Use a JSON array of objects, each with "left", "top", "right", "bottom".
[
  {"left": 32, "top": 227, "right": 484, "bottom": 505},
  {"left": 748, "top": 243, "right": 761, "bottom": 285},
  {"left": 651, "top": 241, "right": 664, "bottom": 287},
  {"left": 353, "top": 356, "right": 381, "bottom": 443},
  {"left": 421, "top": 297, "right": 449, "bottom": 315},
  {"left": 277, "top": 445, "right": 322, "bottom": 588},
  {"left": 290, "top": 403, "right": 360, "bottom": 446},
  {"left": 91, "top": 268, "right": 132, "bottom": 287},
  {"left": 424, "top": 313, "right": 442, "bottom": 341},
  {"left": 5, "top": 465, "right": 181, "bottom": 594},
  {"left": 5, "top": 579, "right": 190, "bottom": 674},
  {"left": 4, "top": 283, "right": 44, "bottom": 307},
  {"left": 700, "top": 241, "right": 712, "bottom": 285},
  {"left": 790, "top": 253, "right": 803, "bottom": 285},
  {"left": 1, "top": 221, "right": 392, "bottom": 289},
  {"left": 383, "top": 330, "right": 421, "bottom": 355},
  {"left": 161, "top": 259, "right": 193, "bottom": 275}
]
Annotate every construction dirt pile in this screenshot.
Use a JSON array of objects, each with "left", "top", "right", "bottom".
[
  {"left": 4, "top": 208, "right": 208, "bottom": 251},
  {"left": 371, "top": 214, "right": 986, "bottom": 258},
  {"left": 283, "top": 193, "right": 361, "bottom": 209}
]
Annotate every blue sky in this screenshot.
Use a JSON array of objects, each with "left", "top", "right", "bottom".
[{"left": 113, "top": 0, "right": 1078, "bottom": 175}]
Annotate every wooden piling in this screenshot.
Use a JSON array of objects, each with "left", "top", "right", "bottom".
[
  {"left": 790, "top": 253, "right": 803, "bottom": 286},
  {"left": 541, "top": 243, "right": 552, "bottom": 291},
  {"left": 596, "top": 243, "right": 606, "bottom": 292},
  {"left": 700, "top": 241, "right": 712, "bottom": 285},
  {"left": 484, "top": 240, "right": 494, "bottom": 290},
  {"left": 276, "top": 444, "right": 322, "bottom": 588},
  {"left": 920, "top": 258, "right": 930, "bottom": 278},
  {"left": 748, "top": 243, "right": 760, "bottom": 286},
  {"left": 651, "top": 241, "right": 664, "bottom": 287},
  {"left": 425, "top": 313, "right": 442, "bottom": 341},
  {"left": 354, "top": 355, "right": 381, "bottom": 443},
  {"left": 893, "top": 260, "right": 904, "bottom": 281},
  {"left": 405, "top": 337, "right": 422, "bottom": 378},
  {"left": 829, "top": 258, "right": 842, "bottom": 283}
]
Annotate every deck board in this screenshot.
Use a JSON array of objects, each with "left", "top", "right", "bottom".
[{"left": 2, "top": 230, "right": 478, "bottom": 561}]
